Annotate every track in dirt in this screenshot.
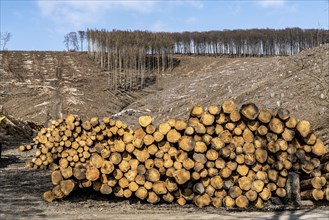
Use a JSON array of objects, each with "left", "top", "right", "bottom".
[{"left": 50, "top": 64, "right": 64, "bottom": 120}]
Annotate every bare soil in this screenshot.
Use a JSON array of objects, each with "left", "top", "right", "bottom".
[{"left": 0, "top": 45, "right": 328, "bottom": 219}]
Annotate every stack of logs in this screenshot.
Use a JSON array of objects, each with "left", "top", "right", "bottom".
[{"left": 26, "top": 100, "right": 329, "bottom": 208}]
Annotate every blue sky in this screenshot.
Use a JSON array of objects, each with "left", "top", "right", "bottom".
[{"left": 1, "top": 0, "right": 328, "bottom": 51}]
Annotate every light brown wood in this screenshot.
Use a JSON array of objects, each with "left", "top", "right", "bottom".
[
  {"left": 300, "top": 177, "right": 326, "bottom": 190},
  {"left": 236, "top": 195, "right": 249, "bottom": 208},
  {"left": 269, "top": 118, "right": 284, "bottom": 134},
  {"left": 43, "top": 191, "right": 55, "bottom": 202},
  {"left": 86, "top": 166, "right": 100, "bottom": 181},
  {"left": 246, "top": 190, "right": 257, "bottom": 202},
  {"left": 238, "top": 176, "right": 252, "bottom": 191},
  {"left": 135, "top": 187, "right": 148, "bottom": 200},
  {"left": 296, "top": 120, "right": 311, "bottom": 138},
  {"left": 173, "top": 169, "right": 190, "bottom": 185},
  {"left": 240, "top": 103, "right": 259, "bottom": 120},
  {"left": 60, "top": 179, "right": 76, "bottom": 196},
  {"left": 259, "top": 187, "right": 271, "bottom": 201},
  {"left": 223, "top": 196, "right": 235, "bottom": 208},
  {"left": 258, "top": 109, "right": 272, "bottom": 124},
  {"left": 138, "top": 115, "right": 152, "bottom": 127},
  {"left": 167, "top": 129, "right": 181, "bottom": 143},
  {"left": 312, "top": 139, "right": 327, "bottom": 156},
  {"left": 228, "top": 186, "right": 242, "bottom": 199},
  {"left": 51, "top": 170, "right": 63, "bottom": 185},
  {"left": 300, "top": 189, "right": 324, "bottom": 201},
  {"left": 193, "top": 194, "right": 211, "bottom": 208},
  {"left": 191, "top": 105, "right": 204, "bottom": 117}
]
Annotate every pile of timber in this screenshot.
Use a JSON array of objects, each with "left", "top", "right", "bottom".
[{"left": 25, "top": 101, "right": 329, "bottom": 208}]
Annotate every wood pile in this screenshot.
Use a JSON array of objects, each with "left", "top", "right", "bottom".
[{"left": 25, "top": 101, "right": 329, "bottom": 208}]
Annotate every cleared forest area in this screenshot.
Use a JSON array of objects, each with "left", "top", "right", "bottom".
[
  {"left": 0, "top": 30, "right": 329, "bottom": 219},
  {"left": 85, "top": 28, "right": 329, "bottom": 90}
]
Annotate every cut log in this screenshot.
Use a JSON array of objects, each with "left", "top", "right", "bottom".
[
  {"left": 237, "top": 165, "right": 249, "bottom": 176},
  {"left": 301, "top": 161, "right": 315, "bottom": 174},
  {"left": 194, "top": 194, "right": 211, "bottom": 208},
  {"left": 243, "top": 128, "right": 254, "bottom": 143},
  {"left": 300, "top": 189, "right": 324, "bottom": 201},
  {"left": 134, "top": 186, "right": 147, "bottom": 200},
  {"left": 255, "top": 149, "right": 268, "bottom": 164},
  {"left": 212, "top": 197, "right": 223, "bottom": 208},
  {"left": 208, "top": 104, "right": 220, "bottom": 115},
  {"left": 138, "top": 115, "right": 152, "bottom": 128},
  {"left": 178, "top": 136, "right": 194, "bottom": 152},
  {"left": 275, "top": 187, "right": 286, "bottom": 198},
  {"left": 258, "top": 109, "right": 272, "bottom": 124},
  {"left": 193, "top": 183, "right": 205, "bottom": 194},
  {"left": 43, "top": 191, "right": 55, "bottom": 202},
  {"left": 236, "top": 195, "right": 249, "bottom": 208},
  {"left": 259, "top": 188, "right": 271, "bottom": 201},
  {"left": 173, "top": 169, "right": 190, "bottom": 185},
  {"left": 246, "top": 190, "right": 257, "bottom": 202},
  {"left": 254, "top": 197, "right": 264, "bottom": 209},
  {"left": 277, "top": 108, "right": 290, "bottom": 121},
  {"left": 167, "top": 129, "right": 181, "bottom": 143},
  {"left": 282, "top": 128, "right": 295, "bottom": 141},
  {"left": 223, "top": 196, "right": 235, "bottom": 208},
  {"left": 220, "top": 167, "right": 232, "bottom": 178},
  {"left": 210, "top": 176, "right": 223, "bottom": 190},
  {"left": 152, "top": 181, "right": 167, "bottom": 195},
  {"left": 201, "top": 112, "right": 215, "bottom": 126},
  {"left": 238, "top": 176, "right": 252, "bottom": 191},
  {"left": 300, "top": 177, "right": 326, "bottom": 190},
  {"left": 312, "top": 139, "right": 327, "bottom": 156},
  {"left": 296, "top": 120, "right": 311, "bottom": 138},
  {"left": 51, "top": 170, "right": 63, "bottom": 185},
  {"left": 222, "top": 100, "right": 236, "bottom": 114},
  {"left": 191, "top": 105, "right": 204, "bottom": 117},
  {"left": 60, "top": 166, "right": 73, "bottom": 179},
  {"left": 147, "top": 191, "right": 160, "bottom": 204},
  {"left": 60, "top": 179, "right": 76, "bottom": 196},
  {"left": 230, "top": 110, "right": 241, "bottom": 122},
  {"left": 86, "top": 166, "right": 100, "bottom": 181},
  {"left": 240, "top": 103, "right": 259, "bottom": 120},
  {"left": 269, "top": 118, "right": 284, "bottom": 134},
  {"left": 252, "top": 179, "right": 265, "bottom": 193},
  {"left": 157, "top": 123, "right": 170, "bottom": 136},
  {"left": 228, "top": 186, "right": 242, "bottom": 199}
]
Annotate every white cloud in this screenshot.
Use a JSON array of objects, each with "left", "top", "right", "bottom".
[
  {"left": 37, "top": 1, "right": 157, "bottom": 29},
  {"left": 258, "top": 0, "right": 285, "bottom": 8}
]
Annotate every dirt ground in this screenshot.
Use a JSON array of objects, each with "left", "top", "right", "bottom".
[{"left": 0, "top": 45, "right": 328, "bottom": 219}]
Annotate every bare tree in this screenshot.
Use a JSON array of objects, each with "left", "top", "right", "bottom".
[
  {"left": 68, "top": 32, "right": 79, "bottom": 51},
  {"left": 78, "top": 30, "right": 85, "bottom": 51},
  {"left": 63, "top": 34, "right": 70, "bottom": 51},
  {"left": 83, "top": 28, "right": 329, "bottom": 91},
  {"left": 64, "top": 32, "right": 79, "bottom": 51},
  {"left": 1, "top": 32, "right": 12, "bottom": 50}
]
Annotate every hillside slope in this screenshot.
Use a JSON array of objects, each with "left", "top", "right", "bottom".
[
  {"left": 0, "top": 45, "right": 328, "bottom": 144},
  {"left": 119, "top": 45, "right": 329, "bottom": 144},
  {"left": 0, "top": 51, "right": 151, "bottom": 125}
]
